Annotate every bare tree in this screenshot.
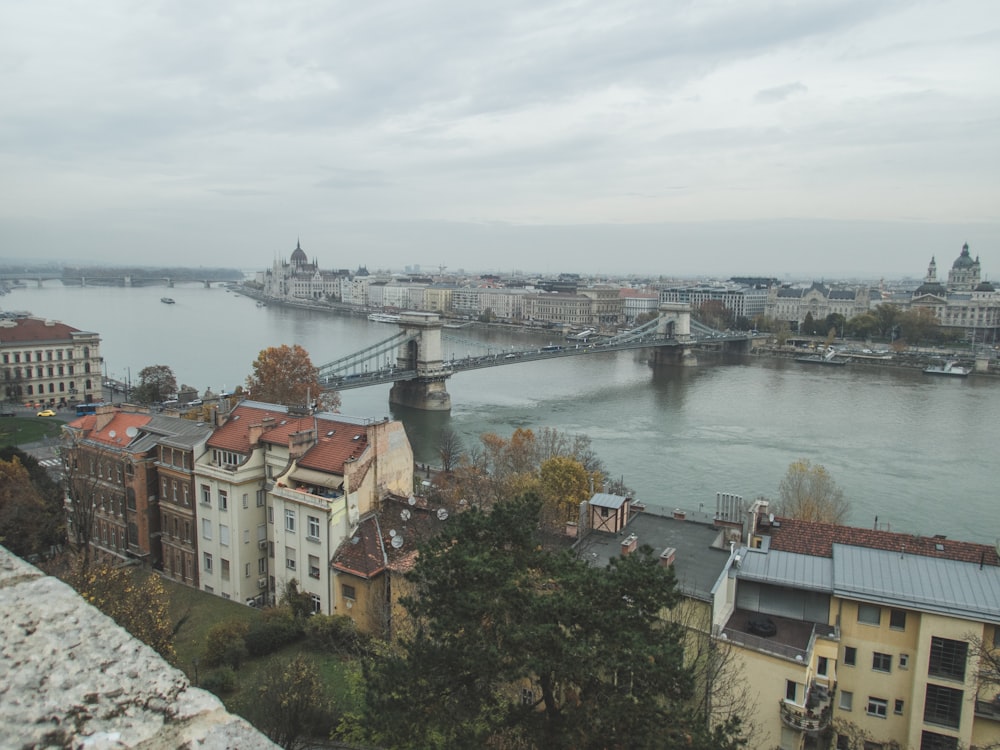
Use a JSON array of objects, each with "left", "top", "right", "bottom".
[
  {"left": 773, "top": 459, "right": 849, "bottom": 525},
  {"left": 437, "top": 427, "right": 464, "bottom": 473}
]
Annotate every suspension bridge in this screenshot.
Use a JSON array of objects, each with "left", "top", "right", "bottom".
[{"left": 314, "top": 304, "right": 753, "bottom": 411}]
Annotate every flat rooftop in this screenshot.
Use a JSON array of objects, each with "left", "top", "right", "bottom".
[{"left": 575, "top": 509, "right": 731, "bottom": 601}]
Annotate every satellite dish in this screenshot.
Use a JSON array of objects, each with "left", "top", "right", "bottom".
[
  {"left": 389, "top": 529, "right": 397, "bottom": 537},
  {"left": 401, "top": 509, "right": 411, "bottom": 521},
  {"left": 408, "top": 495, "right": 416, "bottom": 506},
  {"left": 436, "top": 508, "right": 449, "bottom": 521},
  {"left": 125, "top": 426, "right": 138, "bottom": 438},
  {"left": 459, "top": 498, "right": 467, "bottom": 506},
  {"left": 391, "top": 535, "right": 404, "bottom": 549},
  {"left": 108, "top": 430, "right": 116, "bottom": 438}
]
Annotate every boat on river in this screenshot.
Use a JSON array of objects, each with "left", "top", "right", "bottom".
[
  {"left": 368, "top": 313, "right": 401, "bottom": 324},
  {"left": 795, "top": 347, "right": 847, "bottom": 366},
  {"left": 160, "top": 297, "right": 175, "bottom": 304},
  {"left": 924, "top": 360, "right": 971, "bottom": 377}
]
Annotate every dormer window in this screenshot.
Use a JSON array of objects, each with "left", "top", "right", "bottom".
[{"left": 213, "top": 449, "right": 242, "bottom": 468}]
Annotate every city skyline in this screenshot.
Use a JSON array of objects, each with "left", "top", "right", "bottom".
[{"left": 1, "top": 1, "right": 997, "bottom": 278}]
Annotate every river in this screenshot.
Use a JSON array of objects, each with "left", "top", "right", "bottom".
[{"left": 4, "top": 281, "right": 998, "bottom": 545}]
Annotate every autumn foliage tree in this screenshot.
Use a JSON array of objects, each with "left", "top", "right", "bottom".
[
  {"left": 773, "top": 459, "right": 849, "bottom": 525},
  {"left": 0, "top": 448, "right": 65, "bottom": 560},
  {"left": 245, "top": 344, "right": 340, "bottom": 411}
]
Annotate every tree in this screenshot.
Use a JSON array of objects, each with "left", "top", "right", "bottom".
[
  {"left": 0, "top": 449, "right": 65, "bottom": 560},
  {"left": 695, "top": 300, "right": 734, "bottom": 331},
  {"left": 358, "top": 494, "right": 747, "bottom": 750},
  {"left": 437, "top": 427, "right": 464, "bottom": 473},
  {"left": 539, "top": 455, "right": 592, "bottom": 522},
  {"left": 774, "top": 459, "right": 849, "bottom": 524},
  {"left": 898, "top": 306, "right": 941, "bottom": 346},
  {"left": 249, "top": 654, "right": 334, "bottom": 750},
  {"left": 131, "top": 364, "right": 177, "bottom": 404},
  {"left": 872, "top": 303, "right": 902, "bottom": 339},
  {"left": 245, "top": 344, "right": 340, "bottom": 411},
  {"left": 66, "top": 559, "right": 176, "bottom": 661}
]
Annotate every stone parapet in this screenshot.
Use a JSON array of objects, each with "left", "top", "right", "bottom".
[{"left": 0, "top": 547, "right": 276, "bottom": 749}]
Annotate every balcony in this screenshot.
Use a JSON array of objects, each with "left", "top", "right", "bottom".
[
  {"left": 780, "top": 699, "right": 832, "bottom": 735},
  {"left": 721, "top": 608, "right": 837, "bottom": 662},
  {"left": 975, "top": 697, "right": 1000, "bottom": 721},
  {"left": 271, "top": 482, "right": 343, "bottom": 510}
]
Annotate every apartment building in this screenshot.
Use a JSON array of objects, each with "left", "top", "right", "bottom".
[
  {"left": 0, "top": 315, "right": 102, "bottom": 406},
  {"left": 194, "top": 401, "right": 413, "bottom": 609},
  {"left": 63, "top": 407, "right": 213, "bottom": 571}
]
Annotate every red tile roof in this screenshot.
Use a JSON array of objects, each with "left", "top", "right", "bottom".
[
  {"left": 207, "top": 404, "right": 368, "bottom": 472},
  {"left": 331, "top": 515, "right": 386, "bottom": 578},
  {"left": 765, "top": 516, "right": 1000, "bottom": 567},
  {"left": 0, "top": 317, "right": 86, "bottom": 343},
  {"left": 86, "top": 413, "right": 153, "bottom": 449}
]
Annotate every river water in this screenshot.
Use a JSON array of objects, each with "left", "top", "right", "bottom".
[{"left": 5, "top": 282, "right": 998, "bottom": 544}]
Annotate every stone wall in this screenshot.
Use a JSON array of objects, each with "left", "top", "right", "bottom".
[{"left": 0, "top": 547, "right": 276, "bottom": 749}]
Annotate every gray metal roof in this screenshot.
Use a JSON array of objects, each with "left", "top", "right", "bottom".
[
  {"left": 128, "top": 415, "right": 214, "bottom": 453},
  {"left": 737, "top": 548, "right": 833, "bottom": 593},
  {"left": 589, "top": 492, "right": 628, "bottom": 509},
  {"left": 833, "top": 544, "right": 1000, "bottom": 624}
]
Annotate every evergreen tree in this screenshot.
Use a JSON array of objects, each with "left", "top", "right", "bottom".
[{"left": 359, "top": 494, "right": 746, "bottom": 749}]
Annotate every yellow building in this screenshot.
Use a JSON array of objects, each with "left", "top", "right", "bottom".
[{"left": 711, "top": 500, "right": 1000, "bottom": 750}]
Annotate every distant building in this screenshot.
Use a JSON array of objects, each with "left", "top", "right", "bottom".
[
  {"left": 767, "top": 283, "right": 872, "bottom": 332},
  {"left": 262, "top": 239, "right": 343, "bottom": 301},
  {"left": 0, "top": 315, "right": 102, "bottom": 406},
  {"left": 660, "top": 283, "right": 769, "bottom": 322},
  {"left": 911, "top": 244, "right": 1000, "bottom": 343}
]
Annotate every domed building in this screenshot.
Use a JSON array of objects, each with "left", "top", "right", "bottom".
[
  {"left": 911, "top": 243, "right": 999, "bottom": 343},
  {"left": 262, "top": 239, "right": 345, "bottom": 301}
]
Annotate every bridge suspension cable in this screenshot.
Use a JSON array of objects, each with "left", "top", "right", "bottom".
[{"left": 317, "top": 331, "right": 415, "bottom": 376}]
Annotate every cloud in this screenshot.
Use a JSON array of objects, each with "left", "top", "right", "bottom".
[{"left": 755, "top": 82, "right": 808, "bottom": 103}]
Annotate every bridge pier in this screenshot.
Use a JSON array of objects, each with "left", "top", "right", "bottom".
[
  {"left": 389, "top": 377, "right": 452, "bottom": 411},
  {"left": 654, "top": 302, "right": 697, "bottom": 366},
  {"left": 652, "top": 346, "right": 698, "bottom": 366},
  {"left": 388, "top": 312, "right": 453, "bottom": 412}
]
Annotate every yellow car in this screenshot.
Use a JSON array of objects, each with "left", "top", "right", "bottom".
[{"left": 37, "top": 409, "right": 56, "bottom": 417}]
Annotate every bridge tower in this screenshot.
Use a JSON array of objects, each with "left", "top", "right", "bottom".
[
  {"left": 653, "top": 302, "right": 697, "bottom": 366},
  {"left": 388, "top": 312, "right": 452, "bottom": 411}
]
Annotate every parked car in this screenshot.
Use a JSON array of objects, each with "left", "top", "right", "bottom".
[{"left": 37, "top": 409, "right": 57, "bottom": 417}]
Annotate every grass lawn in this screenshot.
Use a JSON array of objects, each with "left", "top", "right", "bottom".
[
  {"left": 161, "top": 575, "right": 362, "bottom": 725},
  {"left": 0, "top": 415, "right": 65, "bottom": 447}
]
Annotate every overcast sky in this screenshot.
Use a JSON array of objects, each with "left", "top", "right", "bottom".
[{"left": 1, "top": 0, "right": 997, "bottom": 279}]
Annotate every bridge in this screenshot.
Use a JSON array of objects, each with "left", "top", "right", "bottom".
[{"left": 316, "top": 304, "right": 753, "bottom": 411}]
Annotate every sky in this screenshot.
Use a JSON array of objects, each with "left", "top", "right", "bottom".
[{"left": 1, "top": 0, "right": 998, "bottom": 280}]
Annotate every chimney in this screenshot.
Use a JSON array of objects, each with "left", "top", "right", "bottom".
[
  {"left": 621, "top": 533, "right": 638, "bottom": 556},
  {"left": 673, "top": 509, "right": 686, "bottom": 521},
  {"left": 94, "top": 404, "right": 117, "bottom": 431},
  {"left": 659, "top": 547, "right": 676, "bottom": 567}
]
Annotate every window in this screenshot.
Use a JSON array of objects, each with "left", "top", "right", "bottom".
[
  {"left": 929, "top": 637, "right": 968, "bottom": 681},
  {"left": 899, "top": 653, "right": 909, "bottom": 669},
  {"left": 285, "top": 547, "right": 296, "bottom": 570},
  {"left": 866, "top": 697, "right": 888, "bottom": 718},
  {"left": 267, "top": 506, "right": 274, "bottom": 524},
  {"left": 218, "top": 490, "right": 228, "bottom": 511},
  {"left": 183, "top": 485, "right": 190, "bottom": 506},
  {"left": 858, "top": 603, "right": 881, "bottom": 626},
  {"left": 894, "top": 699, "right": 904, "bottom": 715},
  {"left": 844, "top": 646, "right": 857, "bottom": 666},
  {"left": 256, "top": 489, "right": 266, "bottom": 507},
  {"left": 258, "top": 557, "right": 267, "bottom": 574},
  {"left": 785, "top": 680, "right": 797, "bottom": 702},
  {"left": 817, "top": 656, "right": 829, "bottom": 677},
  {"left": 245, "top": 562, "right": 251, "bottom": 578},
  {"left": 310, "top": 594, "right": 322, "bottom": 614},
  {"left": 342, "top": 583, "right": 356, "bottom": 600},
  {"left": 219, "top": 524, "right": 230, "bottom": 547},
  {"left": 243, "top": 529, "right": 250, "bottom": 545},
  {"left": 201, "top": 518, "right": 212, "bottom": 540},
  {"left": 923, "top": 684, "right": 962, "bottom": 729},
  {"left": 872, "top": 652, "right": 892, "bottom": 673},
  {"left": 309, "top": 554, "right": 321, "bottom": 579},
  {"left": 203, "top": 552, "right": 213, "bottom": 573},
  {"left": 284, "top": 509, "right": 296, "bottom": 532},
  {"left": 889, "top": 609, "right": 906, "bottom": 630},
  {"left": 307, "top": 515, "right": 320, "bottom": 540},
  {"left": 201, "top": 485, "right": 211, "bottom": 505},
  {"left": 840, "top": 691, "right": 853, "bottom": 711},
  {"left": 919, "top": 731, "right": 959, "bottom": 750},
  {"left": 242, "top": 493, "right": 248, "bottom": 509},
  {"left": 221, "top": 559, "right": 230, "bottom": 581}
]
